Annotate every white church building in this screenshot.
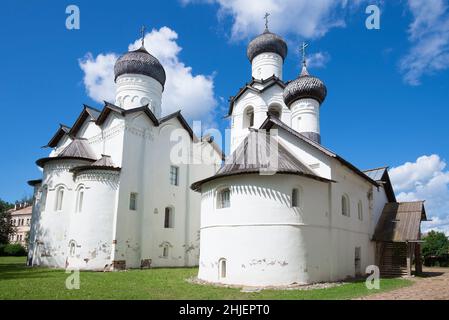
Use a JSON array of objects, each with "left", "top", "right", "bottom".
[
  {"left": 28, "top": 24, "right": 427, "bottom": 286},
  {"left": 27, "top": 38, "right": 222, "bottom": 271}
]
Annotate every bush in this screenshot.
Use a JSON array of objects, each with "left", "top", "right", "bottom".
[
  {"left": 0, "top": 244, "right": 5, "bottom": 256},
  {"left": 1, "top": 243, "right": 27, "bottom": 256}
]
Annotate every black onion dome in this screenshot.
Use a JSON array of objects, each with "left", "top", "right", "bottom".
[
  {"left": 114, "top": 46, "right": 166, "bottom": 87},
  {"left": 283, "top": 65, "right": 327, "bottom": 106},
  {"left": 247, "top": 29, "right": 288, "bottom": 62}
]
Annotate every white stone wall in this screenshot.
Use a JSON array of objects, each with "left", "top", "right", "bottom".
[
  {"left": 115, "top": 74, "right": 163, "bottom": 117},
  {"left": 230, "top": 85, "right": 290, "bottom": 153},
  {"left": 198, "top": 174, "right": 331, "bottom": 286},
  {"left": 197, "top": 156, "right": 386, "bottom": 285},
  {"left": 290, "top": 98, "right": 320, "bottom": 137},
  {"left": 66, "top": 170, "right": 119, "bottom": 270},
  {"left": 31, "top": 159, "right": 94, "bottom": 268},
  {"left": 251, "top": 53, "right": 283, "bottom": 80},
  {"left": 112, "top": 112, "right": 221, "bottom": 269}
]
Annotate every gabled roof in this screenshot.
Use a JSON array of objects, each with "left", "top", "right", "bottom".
[
  {"left": 44, "top": 101, "right": 222, "bottom": 159},
  {"left": 363, "top": 167, "right": 397, "bottom": 202},
  {"left": 45, "top": 124, "right": 71, "bottom": 148},
  {"left": 95, "top": 101, "right": 126, "bottom": 126},
  {"left": 191, "top": 130, "right": 333, "bottom": 191},
  {"left": 158, "top": 110, "right": 196, "bottom": 142},
  {"left": 68, "top": 104, "right": 102, "bottom": 137},
  {"left": 227, "top": 76, "right": 286, "bottom": 116},
  {"left": 373, "top": 201, "right": 427, "bottom": 242},
  {"left": 260, "top": 116, "right": 379, "bottom": 187},
  {"left": 36, "top": 139, "right": 96, "bottom": 168}
]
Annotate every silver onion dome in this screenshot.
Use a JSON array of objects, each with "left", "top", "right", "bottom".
[
  {"left": 114, "top": 46, "right": 166, "bottom": 87},
  {"left": 283, "top": 64, "right": 327, "bottom": 106},
  {"left": 247, "top": 29, "right": 288, "bottom": 63}
]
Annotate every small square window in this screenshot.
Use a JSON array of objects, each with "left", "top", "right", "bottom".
[
  {"left": 129, "top": 193, "right": 138, "bottom": 211},
  {"left": 170, "top": 166, "right": 179, "bottom": 186}
]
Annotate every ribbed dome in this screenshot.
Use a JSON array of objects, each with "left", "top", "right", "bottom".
[
  {"left": 114, "top": 46, "right": 166, "bottom": 87},
  {"left": 283, "top": 65, "right": 327, "bottom": 106},
  {"left": 247, "top": 29, "right": 288, "bottom": 62}
]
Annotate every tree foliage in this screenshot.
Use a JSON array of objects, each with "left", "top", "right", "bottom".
[
  {"left": 422, "top": 230, "right": 449, "bottom": 258},
  {"left": 0, "top": 198, "right": 15, "bottom": 244}
]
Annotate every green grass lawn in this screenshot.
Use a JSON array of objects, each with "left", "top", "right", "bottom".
[{"left": 0, "top": 256, "right": 411, "bottom": 300}]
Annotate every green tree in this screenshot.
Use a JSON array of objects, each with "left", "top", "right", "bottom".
[
  {"left": 422, "top": 230, "right": 449, "bottom": 259},
  {"left": 0, "top": 198, "right": 15, "bottom": 244}
]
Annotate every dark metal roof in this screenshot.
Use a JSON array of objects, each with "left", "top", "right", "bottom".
[
  {"left": 191, "top": 130, "right": 333, "bottom": 191},
  {"left": 363, "top": 167, "right": 397, "bottom": 202},
  {"left": 45, "top": 124, "right": 71, "bottom": 148},
  {"left": 58, "top": 138, "right": 96, "bottom": 159},
  {"left": 247, "top": 29, "right": 288, "bottom": 62},
  {"left": 69, "top": 105, "right": 102, "bottom": 137},
  {"left": 228, "top": 75, "right": 286, "bottom": 116},
  {"left": 27, "top": 179, "right": 42, "bottom": 187},
  {"left": 36, "top": 139, "right": 97, "bottom": 168},
  {"left": 114, "top": 46, "right": 166, "bottom": 88},
  {"left": 95, "top": 101, "right": 126, "bottom": 126},
  {"left": 70, "top": 155, "right": 121, "bottom": 175},
  {"left": 283, "top": 65, "right": 327, "bottom": 106},
  {"left": 373, "top": 201, "right": 427, "bottom": 242},
  {"left": 364, "top": 167, "right": 388, "bottom": 181},
  {"left": 260, "top": 116, "right": 379, "bottom": 186}
]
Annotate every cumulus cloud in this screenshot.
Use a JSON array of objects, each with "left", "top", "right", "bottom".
[
  {"left": 306, "top": 52, "right": 331, "bottom": 68},
  {"left": 79, "top": 53, "right": 117, "bottom": 103},
  {"left": 79, "top": 26, "right": 217, "bottom": 122},
  {"left": 181, "top": 0, "right": 364, "bottom": 40},
  {"left": 390, "top": 154, "right": 449, "bottom": 235},
  {"left": 400, "top": 0, "right": 449, "bottom": 85}
]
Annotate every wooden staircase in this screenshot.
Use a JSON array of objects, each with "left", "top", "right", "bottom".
[{"left": 380, "top": 242, "right": 408, "bottom": 277}]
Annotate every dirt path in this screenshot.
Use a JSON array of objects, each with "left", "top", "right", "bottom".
[{"left": 359, "top": 267, "right": 449, "bottom": 300}]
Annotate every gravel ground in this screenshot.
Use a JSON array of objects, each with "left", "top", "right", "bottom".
[{"left": 357, "top": 267, "right": 449, "bottom": 300}]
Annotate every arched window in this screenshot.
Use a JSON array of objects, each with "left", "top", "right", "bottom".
[
  {"left": 358, "top": 201, "right": 363, "bottom": 221},
  {"left": 243, "top": 107, "right": 254, "bottom": 128},
  {"left": 164, "top": 207, "right": 174, "bottom": 228},
  {"left": 162, "top": 244, "right": 169, "bottom": 258},
  {"left": 55, "top": 186, "right": 64, "bottom": 212},
  {"left": 41, "top": 185, "right": 48, "bottom": 212},
  {"left": 217, "top": 187, "right": 231, "bottom": 209},
  {"left": 69, "top": 240, "right": 76, "bottom": 257},
  {"left": 76, "top": 186, "right": 85, "bottom": 213},
  {"left": 342, "top": 194, "right": 350, "bottom": 217},
  {"left": 218, "top": 258, "right": 227, "bottom": 279},
  {"left": 268, "top": 105, "right": 282, "bottom": 119}
]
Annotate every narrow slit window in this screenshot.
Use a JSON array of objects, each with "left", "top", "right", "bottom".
[
  {"left": 129, "top": 193, "right": 138, "bottom": 211},
  {"left": 170, "top": 166, "right": 179, "bottom": 186},
  {"left": 164, "top": 207, "right": 174, "bottom": 228}
]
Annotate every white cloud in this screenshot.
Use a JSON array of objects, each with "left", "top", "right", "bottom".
[
  {"left": 79, "top": 26, "right": 217, "bottom": 122},
  {"left": 390, "top": 154, "right": 449, "bottom": 235},
  {"left": 182, "top": 0, "right": 364, "bottom": 40},
  {"left": 400, "top": 0, "right": 449, "bottom": 85},
  {"left": 79, "top": 53, "right": 117, "bottom": 103},
  {"left": 306, "top": 52, "right": 331, "bottom": 68}
]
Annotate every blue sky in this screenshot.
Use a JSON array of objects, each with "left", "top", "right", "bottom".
[{"left": 0, "top": 1, "right": 448, "bottom": 232}]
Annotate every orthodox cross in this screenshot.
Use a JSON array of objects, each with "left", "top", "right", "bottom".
[
  {"left": 140, "top": 25, "right": 146, "bottom": 47},
  {"left": 264, "top": 12, "right": 270, "bottom": 29},
  {"left": 300, "top": 41, "right": 309, "bottom": 66}
]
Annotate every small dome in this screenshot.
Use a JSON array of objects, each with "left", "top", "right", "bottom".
[
  {"left": 114, "top": 46, "right": 166, "bottom": 87},
  {"left": 283, "top": 65, "right": 327, "bottom": 106},
  {"left": 247, "top": 29, "right": 288, "bottom": 62}
]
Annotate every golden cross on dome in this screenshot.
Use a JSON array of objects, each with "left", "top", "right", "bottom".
[
  {"left": 140, "top": 25, "right": 146, "bottom": 47},
  {"left": 264, "top": 12, "right": 270, "bottom": 29}
]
